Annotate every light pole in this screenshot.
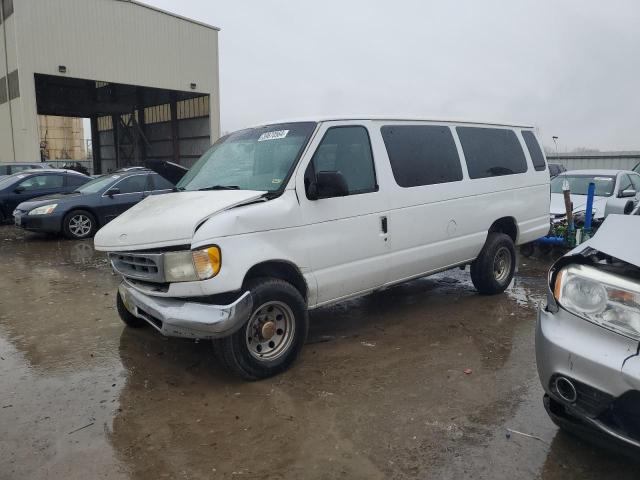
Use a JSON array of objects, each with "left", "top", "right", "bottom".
[{"left": 552, "top": 136, "right": 559, "bottom": 160}]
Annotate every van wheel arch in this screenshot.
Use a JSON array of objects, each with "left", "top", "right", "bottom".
[
  {"left": 243, "top": 261, "right": 308, "bottom": 302},
  {"left": 488, "top": 217, "right": 518, "bottom": 243}
]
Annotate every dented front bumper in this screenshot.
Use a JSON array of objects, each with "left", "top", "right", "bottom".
[
  {"left": 118, "top": 281, "right": 253, "bottom": 339},
  {"left": 536, "top": 304, "right": 640, "bottom": 448}
]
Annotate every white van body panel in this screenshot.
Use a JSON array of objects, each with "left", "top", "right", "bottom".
[
  {"left": 95, "top": 117, "right": 551, "bottom": 310},
  {"left": 94, "top": 190, "right": 266, "bottom": 251}
]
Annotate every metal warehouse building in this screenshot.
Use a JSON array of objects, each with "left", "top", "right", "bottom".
[{"left": 0, "top": 0, "right": 220, "bottom": 173}]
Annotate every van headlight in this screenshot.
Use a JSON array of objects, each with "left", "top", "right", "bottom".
[
  {"left": 28, "top": 204, "right": 58, "bottom": 215},
  {"left": 554, "top": 264, "right": 640, "bottom": 340},
  {"left": 163, "top": 246, "right": 221, "bottom": 282}
]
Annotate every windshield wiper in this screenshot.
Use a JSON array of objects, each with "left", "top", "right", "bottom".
[{"left": 198, "top": 185, "right": 240, "bottom": 191}]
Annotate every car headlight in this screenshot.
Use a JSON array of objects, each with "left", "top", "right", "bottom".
[
  {"left": 554, "top": 264, "right": 640, "bottom": 340},
  {"left": 163, "top": 246, "right": 221, "bottom": 283},
  {"left": 28, "top": 204, "right": 58, "bottom": 215}
]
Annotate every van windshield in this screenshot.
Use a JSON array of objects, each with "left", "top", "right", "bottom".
[
  {"left": 177, "top": 122, "right": 317, "bottom": 193},
  {"left": 550, "top": 174, "right": 616, "bottom": 197}
]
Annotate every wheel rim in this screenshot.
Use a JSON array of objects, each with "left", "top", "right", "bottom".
[
  {"left": 245, "top": 301, "right": 295, "bottom": 361},
  {"left": 493, "top": 246, "right": 512, "bottom": 284},
  {"left": 69, "top": 214, "right": 92, "bottom": 237}
]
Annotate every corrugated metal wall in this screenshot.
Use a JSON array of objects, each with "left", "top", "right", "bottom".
[
  {"left": 97, "top": 95, "right": 210, "bottom": 172},
  {"left": 547, "top": 153, "right": 640, "bottom": 171}
]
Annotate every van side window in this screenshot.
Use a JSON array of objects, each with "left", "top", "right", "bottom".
[
  {"left": 521, "top": 130, "right": 546, "bottom": 172},
  {"left": 308, "top": 126, "right": 377, "bottom": 196},
  {"left": 380, "top": 125, "right": 462, "bottom": 187},
  {"left": 457, "top": 127, "right": 527, "bottom": 179}
]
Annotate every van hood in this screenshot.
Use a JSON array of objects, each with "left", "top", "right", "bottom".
[
  {"left": 94, "top": 190, "right": 266, "bottom": 251},
  {"left": 550, "top": 193, "right": 608, "bottom": 219}
]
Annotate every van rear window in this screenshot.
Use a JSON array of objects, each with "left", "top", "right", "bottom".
[
  {"left": 456, "top": 127, "right": 527, "bottom": 179},
  {"left": 380, "top": 125, "right": 462, "bottom": 187},
  {"left": 521, "top": 130, "right": 546, "bottom": 171}
]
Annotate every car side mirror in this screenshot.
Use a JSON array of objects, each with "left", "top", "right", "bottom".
[
  {"left": 620, "top": 189, "right": 637, "bottom": 198},
  {"left": 14, "top": 186, "right": 25, "bottom": 194},
  {"left": 105, "top": 187, "right": 120, "bottom": 197},
  {"left": 307, "top": 171, "right": 349, "bottom": 200}
]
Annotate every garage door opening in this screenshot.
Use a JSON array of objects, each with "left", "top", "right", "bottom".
[{"left": 35, "top": 73, "right": 212, "bottom": 174}]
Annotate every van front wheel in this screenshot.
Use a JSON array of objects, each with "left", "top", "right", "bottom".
[
  {"left": 470, "top": 233, "right": 516, "bottom": 295},
  {"left": 213, "top": 278, "right": 308, "bottom": 380}
]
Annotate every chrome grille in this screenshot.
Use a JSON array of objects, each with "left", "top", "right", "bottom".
[{"left": 109, "top": 252, "right": 165, "bottom": 283}]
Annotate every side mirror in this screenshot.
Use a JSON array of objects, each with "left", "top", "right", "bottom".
[
  {"left": 307, "top": 171, "right": 349, "bottom": 200},
  {"left": 14, "top": 186, "right": 25, "bottom": 194},
  {"left": 605, "top": 197, "right": 636, "bottom": 216},
  {"left": 105, "top": 187, "right": 120, "bottom": 197},
  {"left": 620, "top": 189, "right": 637, "bottom": 198}
]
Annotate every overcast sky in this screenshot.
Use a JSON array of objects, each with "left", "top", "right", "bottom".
[{"left": 143, "top": 0, "right": 640, "bottom": 152}]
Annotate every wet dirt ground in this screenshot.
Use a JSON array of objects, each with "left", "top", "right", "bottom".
[{"left": 1, "top": 226, "right": 639, "bottom": 479}]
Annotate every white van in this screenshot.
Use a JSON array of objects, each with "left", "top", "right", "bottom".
[{"left": 94, "top": 117, "right": 550, "bottom": 379}]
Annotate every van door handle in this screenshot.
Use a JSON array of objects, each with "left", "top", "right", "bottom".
[{"left": 381, "top": 216, "right": 388, "bottom": 234}]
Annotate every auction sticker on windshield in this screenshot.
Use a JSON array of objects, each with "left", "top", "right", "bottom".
[{"left": 258, "top": 130, "right": 289, "bottom": 142}]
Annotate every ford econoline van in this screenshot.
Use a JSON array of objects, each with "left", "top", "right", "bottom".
[{"left": 94, "top": 117, "right": 551, "bottom": 379}]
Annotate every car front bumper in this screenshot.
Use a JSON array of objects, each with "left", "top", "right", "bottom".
[
  {"left": 13, "top": 210, "right": 63, "bottom": 233},
  {"left": 536, "top": 304, "right": 640, "bottom": 448},
  {"left": 118, "top": 281, "right": 253, "bottom": 340}
]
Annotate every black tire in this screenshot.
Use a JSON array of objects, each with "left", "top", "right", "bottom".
[
  {"left": 470, "top": 232, "right": 516, "bottom": 295},
  {"left": 116, "top": 291, "right": 147, "bottom": 328},
  {"left": 213, "top": 278, "right": 308, "bottom": 380},
  {"left": 62, "top": 209, "right": 98, "bottom": 239}
]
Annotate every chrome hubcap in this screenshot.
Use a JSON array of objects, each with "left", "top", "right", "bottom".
[
  {"left": 493, "top": 247, "right": 512, "bottom": 284},
  {"left": 69, "top": 215, "right": 91, "bottom": 237},
  {"left": 245, "top": 301, "right": 295, "bottom": 361}
]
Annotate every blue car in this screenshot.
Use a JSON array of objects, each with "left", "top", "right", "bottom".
[
  {"left": 13, "top": 167, "right": 175, "bottom": 239},
  {"left": 0, "top": 169, "right": 90, "bottom": 223}
]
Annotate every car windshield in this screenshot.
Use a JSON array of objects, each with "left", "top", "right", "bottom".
[
  {"left": 634, "top": 163, "right": 640, "bottom": 174},
  {"left": 177, "top": 122, "right": 317, "bottom": 193},
  {"left": 550, "top": 174, "right": 616, "bottom": 196},
  {"left": 75, "top": 174, "right": 119, "bottom": 194}
]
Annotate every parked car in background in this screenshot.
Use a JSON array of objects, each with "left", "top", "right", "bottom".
[
  {"left": 94, "top": 117, "right": 551, "bottom": 379},
  {"left": 0, "top": 169, "right": 90, "bottom": 223},
  {"left": 548, "top": 163, "right": 567, "bottom": 178},
  {"left": 550, "top": 169, "right": 640, "bottom": 222},
  {"left": 13, "top": 167, "right": 175, "bottom": 239},
  {"left": 0, "top": 162, "right": 50, "bottom": 178},
  {"left": 60, "top": 161, "right": 90, "bottom": 176},
  {"left": 537, "top": 214, "right": 640, "bottom": 451}
]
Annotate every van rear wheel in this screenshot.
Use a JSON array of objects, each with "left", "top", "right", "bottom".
[
  {"left": 471, "top": 233, "right": 516, "bottom": 295},
  {"left": 213, "top": 278, "right": 308, "bottom": 380}
]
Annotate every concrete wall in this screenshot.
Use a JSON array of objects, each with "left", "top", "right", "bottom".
[
  {"left": 5, "top": 0, "right": 220, "bottom": 163},
  {"left": 0, "top": 6, "right": 16, "bottom": 161},
  {"left": 547, "top": 152, "right": 640, "bottom": 171}
]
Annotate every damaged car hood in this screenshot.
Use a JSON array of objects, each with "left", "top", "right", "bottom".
[
  {"left": 94, "top": 190, "right": 266, "bottom": 251},
  {"left": 550, "top": 193, "right": 608, "bottom": 218},
  {"left": 569, "top": 214, "right": 640, "bottom": 267}
]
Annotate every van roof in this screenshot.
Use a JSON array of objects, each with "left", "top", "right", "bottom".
[{"left": 249, "top": 116, "right": 535, "bottom": 129}]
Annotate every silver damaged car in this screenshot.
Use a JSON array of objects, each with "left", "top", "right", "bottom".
[{"left": 537, "top": 214, "right": 640, "bottom": 449}]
